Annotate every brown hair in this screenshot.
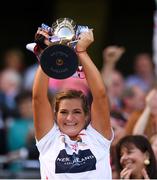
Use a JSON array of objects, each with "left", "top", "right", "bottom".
[{"left": 54, "top": 89, "right": 89, "bottom": 115}]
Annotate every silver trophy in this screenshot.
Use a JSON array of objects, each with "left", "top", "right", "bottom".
[{"left": 32, "top": 18, "right": 89, "bottom": 79}]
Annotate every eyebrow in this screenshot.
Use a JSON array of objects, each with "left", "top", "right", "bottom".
[{"left": 59, "top": 108, "right": 82, "bottom": 111}]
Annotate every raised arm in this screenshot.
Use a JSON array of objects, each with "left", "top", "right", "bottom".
[
  {"left": 101, "top": 45, "right": 125, "bottom": 86},
  {"left": 133, "top": 88, "right": 157, "bottom": 135},
  {"left": 32, "top": 66, "right": 54, "bottom": 141},
  {"left": 32, "top": 30, "right": 54, "bottom": 141},
  {"left": 76, "top": 30, "right": 112, "bottom": 139}
]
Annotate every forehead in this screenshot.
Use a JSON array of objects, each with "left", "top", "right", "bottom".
[
  {"left": 59, "top": 98, "right": 83, "bottom": 109},
  {"left": 120, "top": 145, "right": 145, "bottom": 158},
  {"left": 121, "top": 143, "right": 137, "bottom": 151}
]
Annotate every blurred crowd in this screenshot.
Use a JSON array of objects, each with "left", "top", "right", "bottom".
[
  {"left": 101, "top": 46, "right": 157, "bottom": 178},
  {"left": 0, "top": 45, "right": 157, "bottom": 178}
]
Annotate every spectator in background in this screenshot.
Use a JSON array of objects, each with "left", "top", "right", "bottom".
[
  {"left": 119, "top": 85, "right": 146, "bottom": 120},
  {"left": 0, "top": 47, "right": 26, "bottom": 74},
  {"left": 6, "top": 90, "right": 36, "bottom": 152},
  {"left": 125, "top": 53, "right": 157, "bottom": 93},
  {"left": 0, "top": 47, "right": 25, "bottom": 119},
  {"left": 101, "top": 45, "right": 125, "bottom": 111},
  {"left": 0, "top": 69, "right": 22, "bottom": 119},
  {"left": 129, "top": 88, "right": 157, "bottom": 140},
  {"left": 5, "top": 90, "right": 38, "bottom": 172},
  {"left": 115, "top": 135, "right": 157, "bottom": 179}
]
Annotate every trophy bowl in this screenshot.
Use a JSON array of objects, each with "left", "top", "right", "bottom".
[
  {"left": 31, "top": 18, "right": 90, "bottom": 79},
  {"left": 40, "top": 44, "right": 78, "bottom": 79},
  {"left": 40, "top": 18, "right": 79, "bottom": 79}
]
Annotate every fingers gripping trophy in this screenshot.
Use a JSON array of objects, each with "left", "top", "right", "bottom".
[{"left": 26, "top": 18, "right": 91, "bottom": 79}]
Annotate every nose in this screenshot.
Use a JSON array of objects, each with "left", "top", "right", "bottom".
[
  {"left": 66, "top": 113, "right": 73, "bottom": 121},
  {"left": 120, "top": 153, "right": 128, "bottom": 164}
]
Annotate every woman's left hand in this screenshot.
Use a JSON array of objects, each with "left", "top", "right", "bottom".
[
  {"left": 76, "top": 29, "right": 94, "bottom": 52},
  {"left": 141, "top": 168, "right": 150, "bottom": 180}
]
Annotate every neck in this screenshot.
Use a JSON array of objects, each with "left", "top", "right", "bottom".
[{"left": 70, "top": 135, "right": 82, "bottom": 142}]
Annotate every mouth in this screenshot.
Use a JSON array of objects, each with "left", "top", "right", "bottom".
[
  {"left": 64, "top": 122, "right": 77, "bottom": 126},
  {"left": 123, "top": 161, "right": 133, "bottom": 169}
]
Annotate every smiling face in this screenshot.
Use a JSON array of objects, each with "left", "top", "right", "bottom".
[
  {"left": 56, "top": 98, "right": 87, "bottom": 138},
  {"left": 120, "top": 145, "right": 148, "bottom": 177}
]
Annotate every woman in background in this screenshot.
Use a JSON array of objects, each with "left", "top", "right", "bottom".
[{"left": 115, "top": 135, "right": 157, "bottom": 179}]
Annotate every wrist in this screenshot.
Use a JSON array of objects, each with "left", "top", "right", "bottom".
[
  {"left": 145, "top": 106, "right": 151, "bottom": 114},
  {"left": 75, "top": 49, "right": 86, "bottom": 53}
]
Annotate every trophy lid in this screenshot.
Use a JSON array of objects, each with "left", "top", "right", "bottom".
[{"left": 52, "top": 18, "right": 76, "bottom": 41}]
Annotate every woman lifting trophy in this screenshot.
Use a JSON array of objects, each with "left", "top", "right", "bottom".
[{"left": 31, "top": 17, "right": 113, "bottom": 180}]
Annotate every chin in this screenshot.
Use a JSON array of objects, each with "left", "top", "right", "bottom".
[
  {"left": 60, "top": 126, "right": 83, "bottom": 138},
  {"left": 68, "top": 130, "right": 83, "bottom": 139},
  {"left": 61, "top": 129, "right": 78, "bottom": 137}
]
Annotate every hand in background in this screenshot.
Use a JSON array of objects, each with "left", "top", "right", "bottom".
[
  {"left": 141, "top": 168, "right": 150, "bottom": 180},
  {"left": 103, "top": 46, "right": 125, "bottom": 65},
  {"left": 145, "top": 88, "right": 157, "bottom": 108},
  {"left": 120, "top": 167, "right": 132, "bottom": 179}
]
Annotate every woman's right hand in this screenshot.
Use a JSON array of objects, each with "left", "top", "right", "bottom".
[
  {"left": 34, "top": 27, "right": 52, "bottom": 52},
  {"left": 120, "top": 167, "right": 132, "bottom": 179}
]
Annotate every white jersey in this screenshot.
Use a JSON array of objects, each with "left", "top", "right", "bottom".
[{"left": 36, "top": 123, "right": 113, "bottom": 180}]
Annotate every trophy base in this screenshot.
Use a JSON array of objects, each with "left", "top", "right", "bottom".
[{"left": 40, "top": 44, "right": 78, "bottom": 79}]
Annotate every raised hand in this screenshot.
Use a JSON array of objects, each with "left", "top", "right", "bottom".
[
  {"left": 76, "top": 29, "right": 94, "bottom": 52},
  {"left": 103, "top": 45, "right": 125, "bottom": 64}
]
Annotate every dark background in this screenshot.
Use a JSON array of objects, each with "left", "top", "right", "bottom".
[
  {"left": 0, "top": 0, "right": 156, "bottom": 76},
  {"left": 105, "top": 0, "right": 156, "bottom": 76}
]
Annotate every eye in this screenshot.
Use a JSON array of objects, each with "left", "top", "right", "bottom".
[
  {"left": 127, "top": 149, "right": 134, "bottom": 154},
  {"left": 60, "top": 110, "right": 67, "bottom": 114},
  {"left": 74, "top": 110, "right": 81, "bottom": 114}
]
